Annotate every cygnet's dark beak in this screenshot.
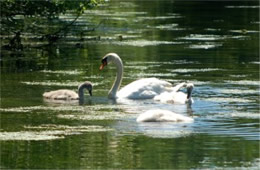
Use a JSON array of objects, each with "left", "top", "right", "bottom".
[{"left": 89, "top": 90, "right": 92, "bottom": 96}]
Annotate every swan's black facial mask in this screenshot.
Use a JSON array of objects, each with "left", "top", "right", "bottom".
[{"left": 99, "top": 57, "right": 108, "bottom": 70}]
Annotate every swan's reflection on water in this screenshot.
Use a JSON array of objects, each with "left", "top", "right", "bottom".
[
  {"left": 137, "top": 122, "right": 195, "bottom": 138},
  {"left": 113, "top": 114, "right": 195, "bottom": 138}
]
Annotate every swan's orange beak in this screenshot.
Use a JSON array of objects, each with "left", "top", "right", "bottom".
[{"left": 99, "top": 63, "right": 106, "bottom": 70}]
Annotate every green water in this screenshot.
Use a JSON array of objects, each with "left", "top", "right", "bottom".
[{"left": 1, "top": 0, "right": 259, "bottom": 169}]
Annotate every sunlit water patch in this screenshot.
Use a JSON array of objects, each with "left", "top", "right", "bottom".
[
  {"left": 250, "top": 61, "right": 260, "bottom": 65},
  {"left": 40, "top": 70, "right": 83, "bottom": 75},
  {"left": 0, "top": 131, "right": 63, "bottom": 141},
  {"left": 251, "top": 21, "right": 260, "bottom": 25},
  {"left": 101, "top": 39, "right": 184, "bottom": 47},
  {"left": 229, "top": 29, "right": 259, "bottom": 34},
  {"left": 114, "top": 34, "right": 141, "bottom": 39},
  {"left": 0, "top": 125, "right": 113, "bottom": 141},
  {"left": 21, "top": 81, "right": 80, "bottom": 87},
  {"left": 148, "top": 23, "right": 186, "bottom": 31},
  {"left": 136, "top": 15, "right": 183, "bottom": 21},
  {"left": 133, "top": 61, "right": 198, "bottom": 69},
  {"left": 170, "top": 60, "right": 200, "bottom": 65},
  {"left": 229, "top": 74, "right": 248, "bottom": 78},
  {"left": 128, "top": 72, "right": 177, "bottom": 79},
  {"left": 0, "top": 105, "right": 86, "bottom": 113},
  {"left": 70, "top": 35, "right": 141, "bottom": 41},
  {"left": 0, "top": 103, "right": 146, "bottom": 126},
  {"left": 169, "top": 68, "right": 223, "bottom": 73},
  {"left": 188, "top": 43, "right": 222, "bottom": 49},
  {"left": 88, "top": 10, "right": 147, "bottom": 17},
  {"left": 229, "top": 35, "right": 249, "bottom": 40},
  {"left": 224, "top": 80, "right": 260, "bottom": 86},
  {"left": 21, "top": 81, "right": 102, "bottom": 87},
  {"left": 57, "top": 110, "right": 135, "bottom": 121},
  {"left": 178, "top": 34, "right": 249, "bottom": 44},
  {"left": 225, "top": 6, "right": 260, "bottom": 9},
  {"left": 178, "top": 34, "right": 226, "bottom": 41},
  {"left": 126, "top": 60, "right": 200, "bottom": 65},
  {"left": 154, "top": 23, "right": 178, "bottom": 28},
  {"left": 219, "top": 89, "right": 259, "bottom": 95},
  {"left": 228, "top": 111, "right": 260, "bottom": 119},
  {"left": 204, "top": 28, "right": 222, "bottom": 32},
  {"left": 124, "top": 65, "right": 150, "bottom": 70},
  {"left": 0, "top": 107, "right": 33, "bottom": 113},
  {"left": 0, "top": 104, "right": 132, "bottom": 114}
]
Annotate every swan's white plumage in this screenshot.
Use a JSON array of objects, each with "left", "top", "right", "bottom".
[
  {"left": 117, "top": 78, "right": 173, "bottom": 99},
  {"left": 136, "top": 109, "right": 194, "bottom": 122}
]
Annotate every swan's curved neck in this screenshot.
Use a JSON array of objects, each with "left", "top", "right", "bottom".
[{"left": 108, "top": 56, "right": 123, "bottom": 99}]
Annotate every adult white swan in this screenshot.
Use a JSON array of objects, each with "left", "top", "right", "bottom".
[
  {"left": 154, "top": 83, "right": 194, "bottom": 105},
  {"left": 99, "top": 53, "right": 178, "bottom": 99},
  {"left": 43, "top": 81, "right": 92, "bottom": 103},
  {"left": 136, "top": 109, "right": 194, "bottom": 122}
]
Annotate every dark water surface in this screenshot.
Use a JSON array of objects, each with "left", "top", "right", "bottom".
[{"left": 1, "top": 0, "right": 259, "bottom": 169}]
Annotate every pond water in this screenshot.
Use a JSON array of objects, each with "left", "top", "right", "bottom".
[{"left": 1, "top": 0, "right": 259, "bottom": 169}]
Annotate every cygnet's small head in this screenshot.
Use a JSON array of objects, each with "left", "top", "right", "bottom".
[
  {"left": 99, "top": 53, "right": 119, "bottom": 70},
  {"left": 79, "top": 81, "right": 93, "bottom": 96}
]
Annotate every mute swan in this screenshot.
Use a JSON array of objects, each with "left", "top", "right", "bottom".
[
  {"left": 136, "top": 109, "right": 194, "bottom": 122},
  {"left": 154, "top": 83, "right": 194, "bottom": 105},
  {"left": 99, "top": 53, "right": 178, "bottom": 99},
  {"left": 43, "top": 81, "right": 92, "bottom": 102}
]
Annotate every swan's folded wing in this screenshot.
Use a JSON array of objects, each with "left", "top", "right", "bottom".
[{"left": 117, "top": 78, "right": 172, "bottom": 99}]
